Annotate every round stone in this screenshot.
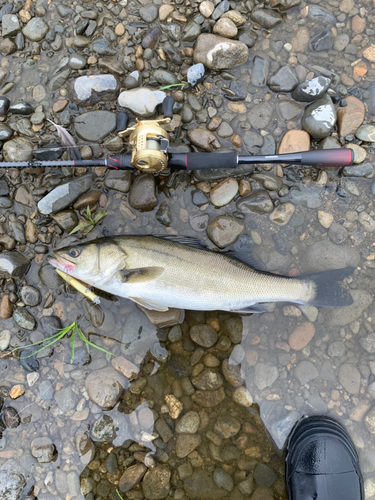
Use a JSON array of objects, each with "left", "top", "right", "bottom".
[
  {"left": 289, "top": 322, "right": 315, "bottom": 350},
  {"left": 22, "top": 17, "right": 48, "bottom": 41},
  {"left": 190, "top": 324, "right": 218, "bottom": 348},
  {"left": 176, "top": 411, "right": 200, "bottom": 434},
  {"left": 209, "top": 178, "right": 238, "bottom": 207},
  {"left": 207, "top": 215, "right": 244, "bottom": 248}
]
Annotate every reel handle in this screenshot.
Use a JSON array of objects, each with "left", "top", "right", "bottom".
[
  {"left": 116, "top": 112, "right": 129, "bottom": 133},
  {"left": 162, "top": 96, "right": 175, "bottom": 120}
]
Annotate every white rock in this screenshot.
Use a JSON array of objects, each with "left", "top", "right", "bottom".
[
  {"left": 118, "top": 88, "right": 166, "bottom": 117},
  {"left": 0, "top": 330, "right": 10, "bottom": 351}
]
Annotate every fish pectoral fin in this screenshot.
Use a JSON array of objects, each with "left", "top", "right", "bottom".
[
  {"left": 119, "top": 267, "right": 164, "bottom": 284},
  {"left": 231, "top": 303, "right": 269, "bottom": 314},
  {"left": 129, "top": 297, "right": 169, "bottom": 312}
]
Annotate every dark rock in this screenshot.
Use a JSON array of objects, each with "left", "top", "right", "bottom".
[
  {"left": 119, "top": 464, "right": 146, "bottom": 493},
  {"left": 267, "top": 65, "right": 299, "bottom": 92},
  {"left": 3, "top": 407, "right": 20, "bottom": 428},
  {"left": 153, "top": 69, "right": 179, "bottom": 86},
  {"left": 74, "top": 111, "right": 116, "bottom": 142},
  {"left": 13, "top": 308, "right": 36, "bottom": 330},
  {"left": 238, "top": 29, "right": 258, "bottom": 47},
  {"left": 212, "top": 0, "right": 229, "bottom": 20},
  {"left": 183, "top": 20, "right": 201, "bottom": 42},
  {"left": 155, "top": 201, "right": 172, "bottom": 226},
  {"left": 48, "top": 69, "right": 71, "bottom": 91},
  {"left": 139, "top": 5, "right": 158, "bottom": 23},
  {"left": 40, "top": 316, "right": 62, "bottom": 335},
  {"left": 38, "top": 264, "right": 64, "bottom": 288},
  {"left": 250, "top": 8, "right": 282, "bottom": 29},
  {"left": 9, "top": 102, "right": 34, "bottom": 115},
  {"left": 19, "top": 348, "right": 39, "bottom": 371},
  {"left": 129, "top": 174, "right": 157, "bottom": 212},
  {"left": 253, "top": 464, "right": 277, "bottom": 487},
  {"left": 192, "top": 189, "right": 209, "bottom": 206},
  {"left": 69, "top": 75, "right": 120, "bottom": 106},
  {"left": 33, "top": 144, "right": 63, "bottom": 161},
  {"left": 38, "top": 173, "right": 95, "bottom": 214},
  {"left": 142, "top": 27, "right": 161, "bottom": 49},
  {"left": 91, "top": 38, "right": 116, "bottom": 56},
  {"left": 292, "top": 76, "right": 331, "bottom": 103},
  {"left": 0, "top": 179, "right": 9, "bottom": 197},
  {"left": 0, "top": 96, "right": 10, "bottom": 115},
  {"left": 301, "top": 94, "right": 336, "bottom": 140},
  {"left": 51, "top": 210, "right": 79, "bottom": 233},
  {"left": 251, "top": 55, "right": 269, "bottom": 87},
  {"left": 184, "top": 471, "right": 227, "bottom": 499},
  {"left": 307, "top": 5, "right": 336, "bottom": 24},
  {"left": 309, "top": 29, "right": 333, "bottom": 52},
  {"left": 124, "top": 70, "right": 141, "bottom": 89},
  {"left": 287, "top": 185, "right": 321, "bottom": 208},
  {"left": 343, "top": 162, "right": 373, "bottom": 178},
  {"left": 0, "top": 251, "right": 30, "bottom": 279},
  {"left": 236, "top": 190, "right": 273, "bottom": 214},
  {"left": 328, "top": 223, "right": 349, "bottom": 245}
]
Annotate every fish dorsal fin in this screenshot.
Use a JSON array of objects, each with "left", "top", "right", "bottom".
[
  {"left": 129, "top": 296, "right": 169, "bottom": 311},
  {"left": 157, "top": 235, "right": 208, "bottom": 250},
  {"left": 119, "top": 267, "right": 164, "bottom": 284}
]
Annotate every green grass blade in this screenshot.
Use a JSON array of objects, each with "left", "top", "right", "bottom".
[
  {"left": 70, "top": 326, "right": 75, "bottom": 363},
  {"left": 19, "top": 332, "right": 66, "bottom": 358},
  {"left": 86, "top": 205, "right": 94, "bottom": 223},
  {"left": 12, "top": 330, "right": 65, "bottom": 353},
  {"left": 76, "top": 326, "right": 114, "bottom": 357},
  {"left": 116, "top": 489, "right": 125, "bottom": 500},
  {"left": 158, "top": 83, "right": 187, "bottom": 90},
  {"left": 69, "top": 221, "right": 89, "bottom": 235}
]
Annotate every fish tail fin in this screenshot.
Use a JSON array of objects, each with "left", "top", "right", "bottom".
[{"left": 302, "top": 267, "right": 354, "bottom": 307}]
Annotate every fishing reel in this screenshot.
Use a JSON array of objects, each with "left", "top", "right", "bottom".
[{"left": 116, "top": 96, "right": 174, "bottom": 173}]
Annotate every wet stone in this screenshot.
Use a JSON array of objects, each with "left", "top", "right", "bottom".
[
  {"left": 92, "top": 415, "right": 115, "bottom": 440},
  {"left": 69, "top": 75, "right": 120, "bottom": 106},
  {"left": 209, "top": 178, "right": 238, "bottom": 207},
  {"left": 251, "top": 55, "right": 269, "bottom": 87},
  {"left": 74, "top": 111, "right": 116, "bottom": 142},
  {"left": 328, "top": 340, "right": 345, "bottom": 358},
  {"left": 129, "top": 174, "right": 157, "bottom": 212},
  {"left": 20, "top": 285, "right": 41, "bottom": 307},
  {"left": 51, "top": 210, "right": 79, "bottom": 233},
  {"left": 292, "top": 76, "right": 331, "bottom": 103},
  {"left": 142, "top": 27, "right": 161, "bottom": 49},
  {"left": 104, "top": 170, "right": 131, "bottom": 193},
  {"left": 13, "top": 308, "right": 36, "bottom": 330},
  {"left": 38, "top": 380, "right": 54, "bottom": 400},
  {"left": 250, "top": 8, "right": 282, "bottom": 29},
  {"left": 248, "top": 102, "right": 274, "bottom": 130},
  {"left": 213, "top": 468, "right": 234, "bottom": 492},
  {"left": 176, "top": 411, "right": 200, "bottom": 434},
  {"left": 55, "top": 386, "right": 77, "bottom": 412},
  {"left": 85, "top": 367, "right": 126, "bottom": 408},
  {"left": 0, "top": 466, "right": 26, "bottom": 500},
  {"left": 184, "top": 471, "right": 227, "bottom": 499},
  {"left": 254, "top": 363, "right": 279, "bottom": 390},
  {"left": 328, "top": 223, "right": 349, "bottom": 245},
  {"left": 192, "top": 369, "right": 223, "bottom": 390},
  {"left": 188, "top": 63, "right": 205, "bottom": 86},
  {"left": 0, "top": 96, "right": 10, "bottom": 115},
  {"left": 236, "top": 190, "right": 273, "bottom": 214},
  {"left": 31, "top": 437, "right": 56, "bottom": 463},
  {"left": 295, "top": 360, "right": 319, "bottom": 384},
  {"left": 343, "top": 162, "right": 373, "bottom": 178},
  {"left": 309, "top": 29, "right": 333, "bottom": 51},
  {"left": 270, "top": 203, "right": 295, "bottom": 225},
  {"left": 142, "top": 465, "right": 171, "bottom": 499},
  {"left": 38, "top": 173, "right": 94, "bottom": 214},
  {"left": 337, "top": 96, "right": 365, "bottom": 137},
  {"left": 156, "top": 201, "right": 172, "bottom": 226},
  {"left": 360, "top": 333, "right": 375, "bottom": 354},
  {"left": 193, "top": 34, "right": 249, "bottom": 70},
  {"left": 207, "top": 215, "right": 244, "bottom": 248},
  {"left": 288, "top": 185, "right": 321, "bottom": 209},
  {"left": 19, "top": 349, "right": 39, "bottom": 372},
  {"left": 176, "top": 433, "right": 201, "bottom": 458},
  {"left": 3, "top": 137, "right": 33, "bottom": 161},
  {"left": 254, "top": 464, "right": 277, "bottom": 488},
  {"left": 267, "top": 65, "right": 299, "bottom": 92},
  {"left": 188, "top": 128, "right": 220, "bottom": 151},
  {"left": 3, "top": 407, "right": 20, "bottom": 428},
  {"left": 124, "top": 70, "right": 141, "bottom": 89},
  {"left": 338, "top": 363, "right": 360, "bottom": 394},
  {"left": 0, "top": 330, "right": 10, "bottom": 350},
  {"left": 192, "top": 386, "right": 225, "bottom": 407},
  {"left": 22, "top": 17, "right": 48, "bottom": 41},
  {"left": 190, "top": 324, "right": 217, "bottom": 347},
  {"left": 91, "top": 37, "right": 115, "bottom": 56},
  {"left": 118, "top": 88, "right": 166, "bottom": 117},
  {"left": 190, "top": 213, "right": 209, "bottom": 232},
  {"left": 69, "top": 53, "right": 87, "bottom": 69},
  {"left": 0, "top": 123, "right": 12, "bottom": 141},
  {"left": 251, "top": 173, "right": 282, "bottom": 191},
  {"left": 119, "top": 464, "right": 147, "bottom": 493},
  {"left": 301, "top": 94, "right": 336, "bottom": 140},
  {"left": 308, "top": 5, "right": 336, "bottom": 24}
]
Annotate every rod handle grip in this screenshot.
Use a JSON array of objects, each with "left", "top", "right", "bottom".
[
  {"left": 300, "top": 148, "right": 354, "bottom": 167},
  {"left": 168, "top": 152, "right": 237, "bottom": 170},
  {"left": 107, "top": 155, "right": 133, "bottom": 170}
]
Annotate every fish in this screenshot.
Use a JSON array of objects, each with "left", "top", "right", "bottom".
[{"left": 49, "top": 235, "right": 354, "bottom": 313}]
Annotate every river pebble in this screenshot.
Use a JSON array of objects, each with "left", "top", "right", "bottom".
[{"left": 207, "top": 215, "right": 244, "bottom": 248}]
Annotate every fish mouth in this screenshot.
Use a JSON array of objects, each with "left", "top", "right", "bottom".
[{"left": 48, "top": 254, "right": 77, "bottom": 273}]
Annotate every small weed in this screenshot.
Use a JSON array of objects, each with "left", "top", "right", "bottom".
[
  {"left": 116, "top": 489, "right": 125, "bottom": 500},
  {"left": 70, "top": 205, "right": 107, "bottom": 235},
  {"left": 13, "top": 322, "right": 114, "bottom": 363},
  {"left": 158, "top": 82, "right": 188, "bottom": 91}
]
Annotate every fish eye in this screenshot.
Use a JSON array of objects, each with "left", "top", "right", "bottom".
[{"left": 69, "top": 248, "right": 80, "bottom": 258}]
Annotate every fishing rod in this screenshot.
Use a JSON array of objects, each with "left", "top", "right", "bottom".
[{"left": 2, "top": 96, "right": 354, "bottom": 172}]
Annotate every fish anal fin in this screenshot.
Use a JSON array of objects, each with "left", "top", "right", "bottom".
[
  {"left": 129, "top": 296, "right": 169, "bottom": 312},
  {"left": 119, "top": 267, "right": 164, "bottom": 284},
  {"left": 231, "top": 304, "right": 269, "bottom": 314}
]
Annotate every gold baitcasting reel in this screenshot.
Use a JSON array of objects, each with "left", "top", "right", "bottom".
[{"left": 116, "top": 96, "right": 174, "bottom": 174}]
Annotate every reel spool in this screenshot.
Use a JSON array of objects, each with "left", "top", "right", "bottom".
[
  {"left": 116, "top": 95, "right": 174, "bottom": 174},
  {"left": 118, "top": 119, "right": 170, "bottom": 173}
]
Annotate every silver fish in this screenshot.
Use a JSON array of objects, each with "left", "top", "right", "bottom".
[{"left": 49, "top": 235, "right": 353, "bottom": 313}]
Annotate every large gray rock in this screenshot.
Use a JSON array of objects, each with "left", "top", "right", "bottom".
[
  {"left": 300, "top": 241, "right": 360, "bottom": 273},
  {"left": 301, "top": 94, "right": 336, "bottom": 140},
  {"left": 74, "top": 111, "right": 116, "bottom": 141},
  {"left": 38, "top": 173, "right": 95, "bottom": 214},
  {"left": 193, "top": 34, "right": 249, "bottom": 70},
  {"left": 118, "top": 88, "right": 166, "bottom": 117},
  {"left": 3, "top": 137, "right": 34, "bottom": 162},
  {"left": 326, "top": 290, "right": 373, "bottom": 327},
  {"left": 22, "top": 17, "right": 48, "bottom": 41},
  {"left": 0, "top": 250, "right": 30, "bottom": 279},
  {"left": 0, "top": 462, "right": 26, "bottom": 500},
  {"left": 69, "top": 74, "right": 120, "bottom": 106},
  {"left": 85, "top": 367, "right": 127, "bottom": 408}
]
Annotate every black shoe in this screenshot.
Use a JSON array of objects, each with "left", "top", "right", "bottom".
[{"left": 286, "top": 415, "right": 364, "bottom": 500}]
